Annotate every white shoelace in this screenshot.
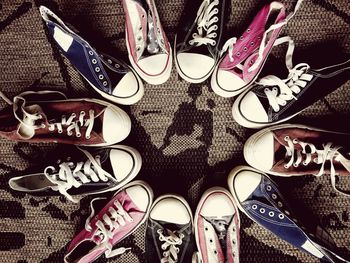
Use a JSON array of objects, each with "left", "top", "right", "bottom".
[
  {"left": 47, "top": 110, "right": 95, "bottom": 139},
  {"left": 158, "top": 229, "right": 184, "bottom": 263},
  {"left": 284, "top": 136, "right": 350, "bottom": 196},
  {"left": 85, "top": 198, "right": 133, "bottom": 258},
  {"left": 261, "top": 63, "right": 313, "bottom": 112},
  {"left": 44, "top": 148, "right": 116, "bottom": 202},
  {"left": 189, "top": 0, "right": 219, "bottom": 46}
]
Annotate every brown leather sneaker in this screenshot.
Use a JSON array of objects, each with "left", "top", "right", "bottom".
[
  {"left": 244, "top": 124, "right": 350, "bottom": 196},
  {"left": 0, "top": 90, "right": 131, "bottom": 146}
]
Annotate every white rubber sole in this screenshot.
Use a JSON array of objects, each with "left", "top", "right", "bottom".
[
  {"left": 82, "top": 68, "right": 144, "bottom": 105},
  {"left": 125, "top": 28, "right": 173, "bottom": 85},
  {"left": 174, "top": 36, "right": 216, "bottom": 84},
  {"left": 243, "top": 123, "right": 350, "bottom": 176},
  {"left": 194, "top": 187, "right": 238, "bottom": 262}
]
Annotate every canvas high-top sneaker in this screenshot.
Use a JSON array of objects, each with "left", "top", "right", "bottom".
[
  {"left": 0, "top": 90, "right": 131, "bottom": 145},
  {"left": 9, "top": 145, "right": 142, "bottom": 202},
  {"left": 228, "top": 166, "right": 350, "bottom": 263},
  {"left": 194, "top": 187, "right": 240, "bottom": 263},
  {"left": 121, "top": 0, "right": 172, "bottom": 85},
  {"left": 244, "top": 124, "right": 350, "bottom": 196},
  {"left": 211, "top": 0, "right": 304, "bottom": 97},
  {"left": 64, "top": 180, "right": 153, "bottom": 263},
  {"left": 146, "top": 194, "right": 194, "bottom": 262},
  {"left": 40, "top": 6, "right": 144, "bottom": 105},
  {"left": 175, "top": 0, "right": 229, "bottom": 83},
  {"left": 232, "top": 58, "right": 350, "bottom": 128}
]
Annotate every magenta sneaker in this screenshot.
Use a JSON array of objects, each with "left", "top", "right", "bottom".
[
  {"left": 64, "top": 180, "right": 153, "bottom": 263},
  {"left": 211, "top": 0, "right": 303, "bottom": 97},
  {"left": 195, "top": 187, "right": 240, "bottom": 263},
  {"left": 121, "top": 0, "right": 172, "bottom": 85},
  {"left": 0, "top": 90, "right": 131, "bottom": 146}
]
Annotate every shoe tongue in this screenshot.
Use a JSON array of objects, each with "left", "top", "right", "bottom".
[
  {"left": 17, "top": 104, "right": 47, "bottom": 139},
  {"left": 204, "top": 215, "right": 233, "bottom": 256}
]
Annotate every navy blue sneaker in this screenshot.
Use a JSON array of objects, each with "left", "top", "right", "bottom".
[
  {"left": 39, "top": 6, "right": 144, "bottom": 105},
  {"left": 228, "top": 166, "right": 349, "bottom": 263}
]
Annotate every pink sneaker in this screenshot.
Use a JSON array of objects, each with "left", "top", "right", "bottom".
[
  {"left": 121, "top": 0, "right": 172, "bottom": 85},
  {"left": 195, "top": 187, "right": 240, "bottom": 263},
  {"left": 211, "top": 0, "right": 303, "bottom": 97},
  {"left": 64, "top": 180, "right": 153, "bottom": 263}
]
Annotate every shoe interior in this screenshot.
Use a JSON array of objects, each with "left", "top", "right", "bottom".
[
  {"left": 66, "top": 240, "right": 97, "bottom": 263},
  {"left": 10, "top": 174, "right": 55, "bottom": 192}
]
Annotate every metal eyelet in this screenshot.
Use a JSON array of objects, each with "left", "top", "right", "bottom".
[
  {"left": 99, "top": 75, "right": 104, "bottom": 80},
  {"left": 259, "top": 208, "right": 265, "bottom": 213},
  {"left": 285, "top": 210, "right": 290, "bottom": 216},
  {"left": 89, "top": 51, "right": 94, "bottom": 55},
  {"left": 271, "top": 194, "right": 277, "bottom": 199},
  {"left": 86, "top": 135, "right": 91, "bottom": 139},
  {"left": 95, "top": 67, "right": 100, "bottom": 72},
  {"left": 269, "top": 211, "right": 274, "bottom": 217},
  {"left": 115, "top": 64, "right": 120, "bottom": 68},
  {"left": 279, "top": 214, "right": 284, "bottom": 219},
  {"left": 107, "top": 59, "right": 112, "bottom": 64},
  {"left": 236, "top": 52, "right": 240, "bottom": 57},
  {"left": 252, "top": 204, "right": 257, "bottom": 210},
  {"left": 277, "top": 201, "right": 283, "bottom": 207},
  {"left": 250, "top": 41, "right": 254, "bottom": 46},
  {"left": 92, "top": 59, "right": 97, "bottom": 64},
  {"left": 243, "top": 46, "right": 248, "bottom": 51},
  {"left": 103, "top": 81, "right": 108, "bottom": 86},
  {"left": 76, "top": 133, "right": 81, "bottom": 138},
  {"left": 266, "top": 185, "right": 272, "bottom": 191},
  {"left": 284, "top": 136, "right": 290, "bottom": 141},
  {"left": 240, "top": 36, "right": 244, "bottom": 40},
  {"left": 247, "top": 28, "right": 251, "bottom": 32}
]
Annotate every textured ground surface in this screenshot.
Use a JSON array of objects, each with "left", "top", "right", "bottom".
[{"left": 0, "top": 0, "right": 349, "bottom": 262}]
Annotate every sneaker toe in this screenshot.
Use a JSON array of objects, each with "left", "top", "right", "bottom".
[
  {"left": 236, "top": 91, "right": 268, "bottom": 123},
  {"left": 137, "top": 53, "right": 169, "bottom": 77},
  {"left": 112, "top": 71, "right": 143, "bottom": 100},
  {"left": 200, "top": 191, "right": 235, "bottom": 217},
  {"left": 126, "top": 185, "right": 151, "bottom": 212},
  {"left": 232, "top": 169, "right": 262, "bottom": 202},
  {"left": 176, "top": 53, "right": 215, "bottom": 80},
  {"left": 110, "top": 148, "right": 139, "bottom": 182},
  {"left": 102, "top": 107, "right": 131, "bottom": 144},
  {"left": 244, "top": 130, "right": 274, "bottom": 172},
  {"left": 217, "top": 68, "right": 246, "bottom": 93},
  {"left": 150, "top": 197, "right": 191, "bottom": 224}
]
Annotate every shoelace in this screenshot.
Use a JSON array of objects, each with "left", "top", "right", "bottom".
[
  {"left": 221, "top": 0, "right": 304, "bottom": 72},
  {"left": 189, "top": 0, "right": 219, "bottom": 46},
  {"left": 157, "top": 229, "right": 184, "bottom": 263},
  {"left": 47, "top": 110, "right": 95, "bottom": 139},
  {"left": 44, "top": 148, "right": 116, "bottom": 202},
  {"left": 284, "top": 136, "right": 350, "bottom": 196},
  {"left": 85, "top": 198, "right": 133, "bottom": 258},
  {"left": 262, "top": 63, "right": 313, "bottom": 112}
]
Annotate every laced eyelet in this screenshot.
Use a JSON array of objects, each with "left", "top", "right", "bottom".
[
  {"left": 80, "top": 111, "right": 85, "bottom": 116},
  {"left": 76, "top": 133, "right": 81, "bottom": 138},
  {"left": 67, "top": 132, "right": 72, "bottom": 136},
  {"left": 92, "top": 59, "right": 97, "bottom": 64},
  {"left": 163, "top": 252, "right": 167, "bottom": 256},
  {"left": 58, "top": 129, "right": 63, "bottom": 134},
  {"left": 281, "top": 101, "right": 287, "bottom": 106},
  {"left": 269, "top": 211, "right": 274, "bottom": 217},
  {"left": 284, "top": 136, "right": 290, "bottom": 141},
  {"left": 211, "top": 41, "right": 216, "bottom": 46},
  {"left": 71, "top": 113, "right": 76, "bottom": 117},
  {"left": 157, "top": 229, "right": 162, "bottom": 234},
  {"left": 89, "top": 51, "right": 93, "bottom": 55},
  {"left": 292, "top": 139, "right": 298, "bottom": 144},
  {"left": 279, "top": 214, "right": 284, "bottom": 219},
  {"left": 41, "top": 124, "right": 46, "bottom": 128},
  {"left": 264, "top": 88, "right": 269, "bottom": 92},
  {"left": 302, "top": 161, "right": 308, "bottom": 166},
  {"left": 86, "top": 135, "right": 91, "bottom": 139},
  {"left": 284, "top": 164, "right": 289, "bottom": 169},
  {"left": 259, "top": 208, "right": 265, "bottom": 213},
  {"left": 293, "top": 163, "right": 299, "bottom": 167}
]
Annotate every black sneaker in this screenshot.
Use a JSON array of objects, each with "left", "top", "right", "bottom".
[
  {"left": 9, "top": 145, "right": 142, "bottom": 202},
  {"left": 233, "top": 58, "right": 350, "bottom": 128},
  {"left": 174, "top": 0, "right": 229, "bottom": 83},
  {"left": 146, "top": 195, "right": 194, "bottom": 263}
]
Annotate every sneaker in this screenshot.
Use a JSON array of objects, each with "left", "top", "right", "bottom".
[
  {"left": 194, "top": 187, "right": 240, "bottom": 263},
  {"left": 146, "top": 194, "right": 194, "bottom": 262},
  {"left": 9, "top": 145, "right": 141, "bottom": 202},
  {"left": 211, "top": 1, "right": 303, "bottom": 97},
  {"left": 64, "top": 180, "right": 153, "bottom": 263},
  {"left": 244, "top": 124, "right": 350, "bottom": 196},
  {"left": 0, "top": 90, "right": 131, "bottom": 145},
  {"left": 121, "top": 0, "right": 172, "bottom": 85},
  {"left": 232, "top": 55, "right": 350, "bottom": 128},
  {"left": 175, "top": 0, "right": 229, "bottom": 83},
  {"left": 228, "top": 166, "right": 349, "bottom": 263},
  {"left": 39, "top": 6, "right": 144, "bottom": 105}
]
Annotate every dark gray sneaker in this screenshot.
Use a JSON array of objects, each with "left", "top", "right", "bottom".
[{"left": 146, "top": 195, "right": 194, "bottom": 263}]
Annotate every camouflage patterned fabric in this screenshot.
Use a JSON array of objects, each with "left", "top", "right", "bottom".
[{"left": 0, "top": 0, "right": 349, "bottom": 262}]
